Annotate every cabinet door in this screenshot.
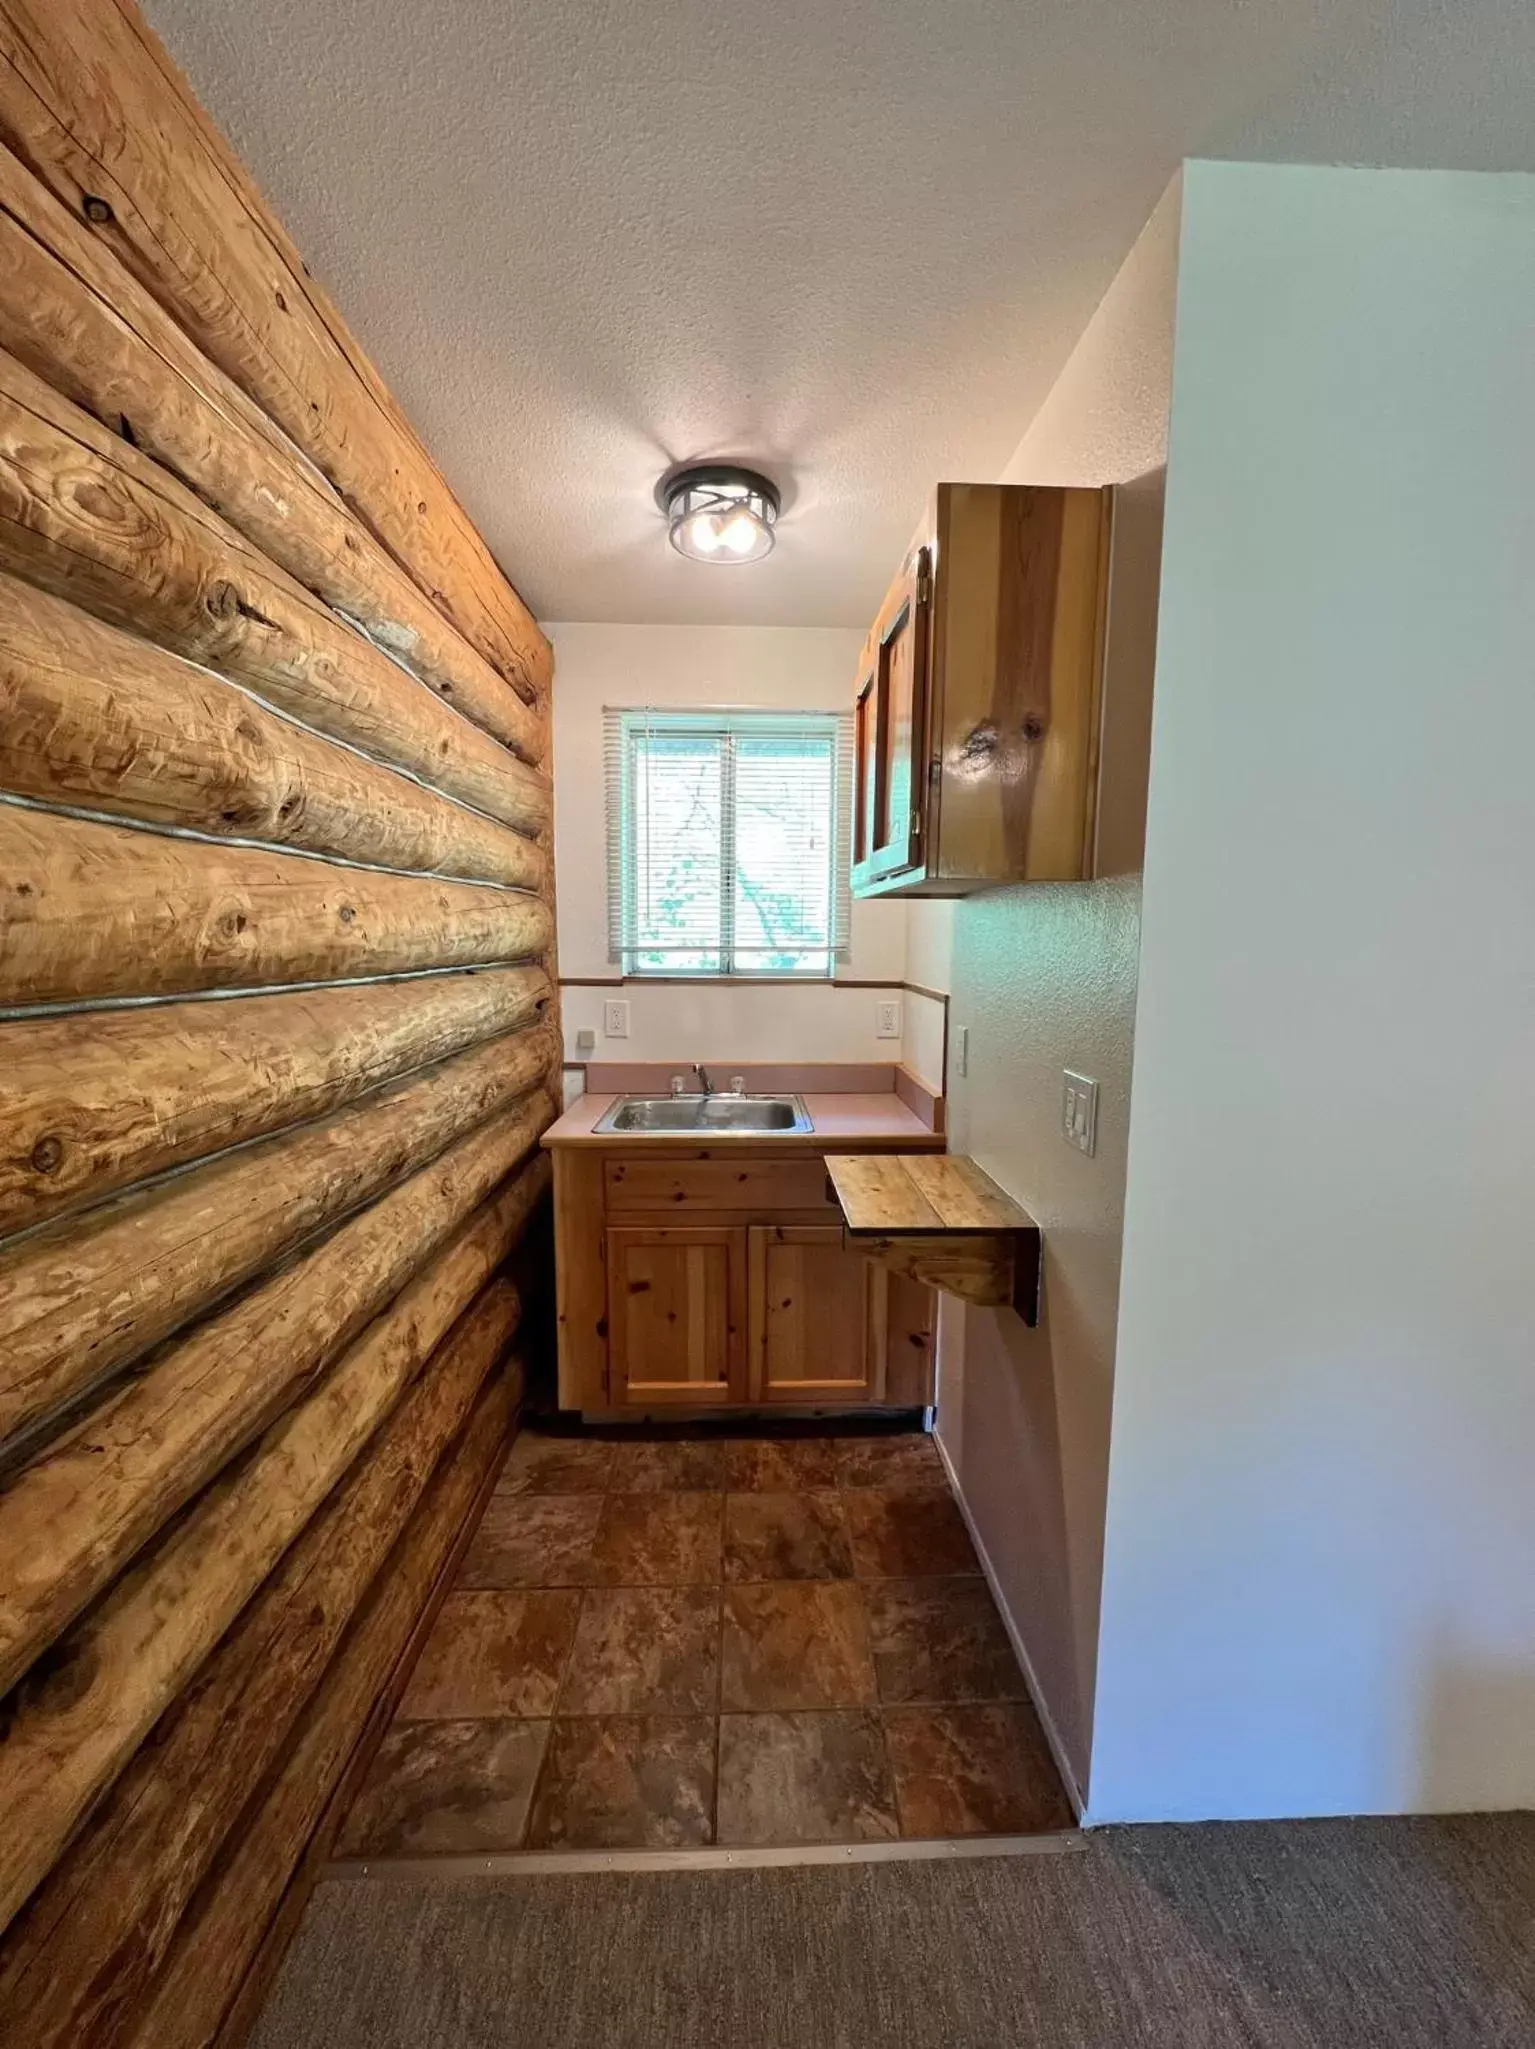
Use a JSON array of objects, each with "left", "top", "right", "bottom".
[
  {"left": 870, "top": 1263, "right": 937, "bottom": 1408},
  {"left": 853, "top": 548, "right": 931, "bottom": 888},
  {"left": 748, "top": 1225, "right": 882, "bottom": 1403},
  {"left": 607, "top": 1226, "right": 747, "bottom": 1406},
  {"left": 853, "top": 661, "right": 879, "bottom": 870}
]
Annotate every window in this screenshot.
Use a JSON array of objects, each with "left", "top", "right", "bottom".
[{"left": 605, "top": 708, "right": 853, "bottom": 977}]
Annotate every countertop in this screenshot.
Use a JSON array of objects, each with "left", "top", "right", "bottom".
[{"left": 540, "top": 1092, "right": 945, "bottom": 1152}]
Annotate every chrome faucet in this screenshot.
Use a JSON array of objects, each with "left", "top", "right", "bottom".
[{"left": 690, "top": 1061, "right": 717, "bottom": 1097}]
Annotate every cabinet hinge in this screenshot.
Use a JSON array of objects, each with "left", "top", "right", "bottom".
[{"left": 915, "top": 568, "right": 932, "bottom": 604}]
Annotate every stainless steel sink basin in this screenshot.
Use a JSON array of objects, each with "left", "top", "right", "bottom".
[{"left": 592, "top": 1093, "right": 814, "bottom": 1137}]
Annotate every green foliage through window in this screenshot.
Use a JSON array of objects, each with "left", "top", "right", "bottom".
[{"left": 604, "top": 709, "right": 853, "bottom": 977}]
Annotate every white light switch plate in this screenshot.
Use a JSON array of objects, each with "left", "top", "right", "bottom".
[
  {"left": 876, "top": 998, "right": 902, "bottom": 1039},
  {"left": 1062, "top": 1070, "right": 1098, "bottom": 1155},
  {"left": 603, "top": 998, "right": 630, "bottom": 1039}
]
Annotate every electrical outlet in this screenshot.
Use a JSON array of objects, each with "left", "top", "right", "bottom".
[
  {"left": 876, "top": 998, "right": 902, "bottom": 1040},
  {"left": 1062, "top": 1070, "right": 1098, "bottom": 1156},
  {"left": 603, "top": 998, "right": 630, "bottom": 1039}
]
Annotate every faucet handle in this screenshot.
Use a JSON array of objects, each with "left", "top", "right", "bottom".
[
  {"left": 670, "top": 1074, "right": 686, "bottom": 1096},
  {"left": 730, "top": 1075, "right": 745, "bottom": 1095}
]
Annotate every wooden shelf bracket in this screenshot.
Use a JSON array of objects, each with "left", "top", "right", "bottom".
[{"left": 824, "top": 1153, "right": 1043, "bottom": 1326}]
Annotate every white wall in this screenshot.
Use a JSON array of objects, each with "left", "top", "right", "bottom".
[
  {"left": 1090, "top": 163, "right": 1535, "bottom": 1821},
  {"left": 931, "top": 181, "right": 1179, "bottom": 1791},
  {"left": 899, "top": 901, "right": 953, "bottom": 1089},
  {"left": 546, "top": 622, "right": 909, "bottom": 1065}
]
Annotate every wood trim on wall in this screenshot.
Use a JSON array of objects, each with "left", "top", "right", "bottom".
[
  {"left": 559, "top": 980, "right": 953, "bottom": 1101},
  {"left": 558, "top": 975, "right": 919, "bottom": 989},
  {"left": 559, "top": 975, "right": 951, "bottom": 1007}
]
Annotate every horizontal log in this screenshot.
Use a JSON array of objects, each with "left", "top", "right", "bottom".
[
  {"left": 0, "top": 1110, "right": 550, "bottom": 1703},
  {"left": 0, "top": 807, "right": 552, "bottom": 1006},
  {"left": 0, "top": 0, "right": 552, "bottom": 706},
  {"left": 0, "top": 576, "right": 543, "bottom": 890},
  {"left": 0, "top": 1197, "right": 530, "bottom": 1931},
  {"left": 0, "top": 1024, "right": 556, "bottom": 1451},
  {"left": 0, "top": 350, "right": 550, "bottom": 835},
  {"left": 0, "top": 1286, "right": 520, "bottom": 2048},
  {"left": 0, "top": 142, "right": 547, "bottom": 762},
  {"left": 126, "top": 1366, "right": 517, "bottom": 2049},
  {"left": 0, "top": 963, "right": 550, "bottom": 1239}
]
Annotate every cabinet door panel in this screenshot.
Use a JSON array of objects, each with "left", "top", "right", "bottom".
[
  {"left": 748, "top": 1225, "right": 879, "bottom": 1403},
  {"left": 878, "top": 591, "right": 920, "bottom": 862},
  {"left": 853, "top": 549, "right": 930, "bottom": 888},
  {"left": 873, "top": 1263, "right": 937, "bottom": 1408},
  {"left": 607, "top": 1226, "right": 746, "bottom": 1406},
  {"left": 854, "top": 665, "right": 878, "bottom": 868},
  {"left": 929, "top": 485, "right": 1110, "bottom": 885}
]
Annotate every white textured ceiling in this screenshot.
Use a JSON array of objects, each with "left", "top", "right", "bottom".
[{"left": 147, "top": 0, "right": 1532, "bottom": 627}]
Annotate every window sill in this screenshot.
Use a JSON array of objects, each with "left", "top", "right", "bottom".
[{"left": 616, "top": 973, "right": 838, "bottom": 985}]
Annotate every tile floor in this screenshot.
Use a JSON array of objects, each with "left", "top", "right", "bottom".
[{"left": 336, "top": 1429, "right": 1074, "bottom": 1857}]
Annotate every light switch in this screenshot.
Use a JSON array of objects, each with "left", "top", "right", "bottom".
[
  {"left": 603, "top": 998, "right": 630, "bottom": 1039},
  {"left": 876, "top": 998, "right": 902, "bottom": 1039},
  {"left": 575, "top": 1027, "right": 597, "bottom": 1053},
  {"left": 1062, "top": 1070, "right": 1098, "bottom": 1156},
  {"left": 956, "top": 1025, "right": 969, "bottom": 1079}
]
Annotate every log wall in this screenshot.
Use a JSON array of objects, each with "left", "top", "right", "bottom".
[{"left": 0, "top": 4, "right": 559, "bottom": 2040}]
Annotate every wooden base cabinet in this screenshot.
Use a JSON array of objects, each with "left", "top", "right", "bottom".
[
  {"left": 556, "top": 1147, "right": 935, "bottom": 1413},
  {"left": 748, "top": 1224, "right": 931, "bottom": 1405},
  {"left": 606, "top": 1225, "right": 747, "bottom": 1406}
]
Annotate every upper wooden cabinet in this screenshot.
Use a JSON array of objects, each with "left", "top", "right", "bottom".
[{"left": 851, "top": 483, "right": 1112, "bottom": 897}]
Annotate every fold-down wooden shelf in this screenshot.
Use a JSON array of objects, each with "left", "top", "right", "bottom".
[{"left": 824, "top": 1153, "right": 1042, "bottom": 1324}]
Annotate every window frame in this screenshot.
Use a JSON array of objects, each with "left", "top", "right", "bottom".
[{"left": 605, "top": 706, "right": 852, "bottom": 982}]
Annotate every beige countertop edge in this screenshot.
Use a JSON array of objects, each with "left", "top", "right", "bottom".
[{"left": 541, "top": 1092, "right": 946, "bottom": 1151}]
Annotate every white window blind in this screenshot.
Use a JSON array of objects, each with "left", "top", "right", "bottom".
[{"left": 604, "top": 708, "right": 853, "bottom": 977}]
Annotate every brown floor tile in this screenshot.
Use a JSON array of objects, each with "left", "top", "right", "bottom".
[
  {"left": 841, "top": 1486, "right": 980, "bottom": 1578},
  {"left": 558, "top": 1587, "right": 721, "bottom": 1714},
  {"left": 721, "top": 1438, "right": 844, "bottom": 1491},
  {"left": 457, "top": 1494, "right": 602, "bottom": 1588},
  {"left": 589, "top": 1492, "right": 723, "bottom": 1585},
  {"left": 721, "top": 1582, "right": 877, "bottom": 1711},
  {"left": 526, "top": 1716, "right": 715, "bottom": 1849},
  {"left": 837, "top": 1433, "right": 944, "bottom": 1488},
  {"left": 863, "top": 1579, "right": 1025, "bottom": 1705},
  {"left": 610, "top": 1439, "right": 732, "bottom": 1491},
  {"left": 724, "top": 1492, "right": 853, "bottom": 1581},
  {"left": 717, "top": 1711, "right": 899, "bottom": 1846},
  {"left": 397, "top": 1590, "right": 581, "bottom": 1719},
  {"left": 497, "top": 1433, "right": 614, "bottom": 1495},
  {"left": 883, "top": 1703, "right": 1074, "bottom": 1837},
  {"left": 336, "top": 1718, "right": 547, "bottom": 1857}
]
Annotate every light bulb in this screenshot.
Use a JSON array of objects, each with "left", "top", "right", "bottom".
[
  {"left": 662, "top": 465, "right": 779, "bottom": 562},
  {"left": 721, "top": 513, "right": 759, "bottom": 556}
]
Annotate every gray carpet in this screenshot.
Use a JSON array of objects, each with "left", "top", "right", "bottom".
[{"left": 248, "top": 1815, "right": 1535, "bottom": 2048}]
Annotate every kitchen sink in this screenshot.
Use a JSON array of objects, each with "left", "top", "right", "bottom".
[{"left": 592, "top": 1093, "right": 814, "bottom": 1136}]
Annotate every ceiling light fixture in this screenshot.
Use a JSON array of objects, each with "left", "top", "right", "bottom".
[{"left": 658, "top": 463, "right": 780, "bottom": 565}]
